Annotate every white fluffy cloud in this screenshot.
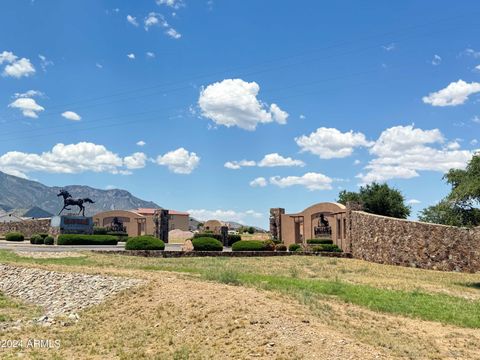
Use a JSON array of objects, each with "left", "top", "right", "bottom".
[
  {"left": 0, "top": 51, "right": 17, "bottom": 64},
  {"left": 127, "top": 53, "right": 135, "bottom": 60},
  {"left": 270, "top": 172, "right": 333, "bottom": 191},
  {"left": 0, "top": 142, "right": 136, "bottom": 178},
  {"left": 249, "top": 177, "right": 267, "bottom": 187},
  {"left": 422, "top": 79, "right": 480, "bottom": 106},
  {"left": 357, "top": 125, "right": 473, "bottom": 183},
  {"left": 123, "top": 152, "right": 147, "bottom": 169},
  {"left": 61, "top": 111, "right": 81, "bottom": 121},
  {"left": 126, "top": 15, "right": 139, "bottom": 26},
  {"left": 166, "top": 28, "right": 181, "bottom": 39},
  {"left": 146, "top": 52, "right": 155, "bottom": 58},
  {"left": 143, "top": 12, "right": 181, "bottom": 39},
  {"left": 187, "top": 209, "right": 262, "bottom": 224},
  {"left": 9, "top": 97, "right": 44, "bottom": 118},
  {"left": 3, "top": 58, "right": 35, "bottom": 78},
  {"left": 198, "top": 79, "right": 289, "bottom": 131},
  {"left": 295, "top": 127, "right": 373, "bottom": 159},
  {"left": 407, "top": 199, "right": 421, "bottom": 205},
  {"left": 224, "top": 153, "right": 304, "bottom": 169},
  {"left": 38, "top": 54, "right": 53, "bottom": 71},
  {"left": 258, "top": 153, "right": 304, "bottom": 167},
  {"left": 224, "top": 160, "right": 256, "bottom": 170},
  {"left": 136, "top": 140, "right": 146, "bottom": 146},
  {"left": 156, "top": 147, "right": 200, "bottom": 174}
]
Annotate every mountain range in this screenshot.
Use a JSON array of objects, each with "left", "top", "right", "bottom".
[{"left": 0, "top": 171, "right": 160, "bottom": 216}]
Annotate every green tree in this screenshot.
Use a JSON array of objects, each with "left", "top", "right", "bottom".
[
  {"left": 444, "top": 154, "right": 480, "bottom": 207},
  {"left": 247, "top": 226, "right": 255, "bottom": 234},
  {"left": 418, "top": 200, "right": 480, "bottom": 227},
  {"left": 337, "top": 182, "right": 411, "bottom": 219}
]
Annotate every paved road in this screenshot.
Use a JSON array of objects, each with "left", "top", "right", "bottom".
[{"left": 0, "top": 241, "right": 184, "bottom": 252}]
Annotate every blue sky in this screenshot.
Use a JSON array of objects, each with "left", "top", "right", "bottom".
[{"left": 1, "top": 0, "right": 480, "bottom": 228}]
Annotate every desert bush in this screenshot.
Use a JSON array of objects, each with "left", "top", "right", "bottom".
[
  {"left": 43, "top": 236, "right": 54, "bottom": 245},
  {"left": 232, "top": 240, "right": 267, "bottom": 251},
  {"left": 193, "top": 233, "right": 240, "bottom": 246},
  {"left": 93, "top": 227, "right": 108, "bottom": 235},
  {"left": 306, "top": 238, "right": 333, "bottom": 245},
  {"left": 30, "top": 234, "right": 43, "bottom": 244},
  {"left": 5, "top": 232, "right": 24, "bottom": 242},
  {"left": 125, "top": 236, "right": 165, "bottom": 250},
  {"left": 192, "top": 237, "right": 223, "bottom": 251},
  {"left": 263, "top": 240, "right": 275, "bottom": 251},
  {"left": 38, "top": 233, "right": 49, "bottom": 239},
  {"left": 312, "top": 244, "right": 342, "bottom": 252},
  {"left": 288, "top": 243, "right": 301, "bottom": 252},
  {"left": 275, "top": 244, "right": 287, "bottom": 251},
  {"left": 57, "top": 234, "right": 118, "bottom": 245}
]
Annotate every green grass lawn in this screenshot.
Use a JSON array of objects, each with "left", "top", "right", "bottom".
[{"left": 1, "top": 250, "right": 480, "bottom": 328}]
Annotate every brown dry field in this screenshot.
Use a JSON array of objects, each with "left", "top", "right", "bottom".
[{"left": 0, "top": 253, "right": 480, "bottom": 359}]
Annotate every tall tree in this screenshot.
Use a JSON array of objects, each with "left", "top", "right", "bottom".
[
  {"left": 338, "top": 182, "right": 411, "bottom": 219},
  {"left": 418, "top": 200, "right": 480, "bottom": 227}
]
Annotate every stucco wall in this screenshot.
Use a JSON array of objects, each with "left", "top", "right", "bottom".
[
  {"left": 347, "top": 211, "right": 480, "bottom": 272},
  {"left": 0, "top": 219, "right": 51, "bottom": 238}
]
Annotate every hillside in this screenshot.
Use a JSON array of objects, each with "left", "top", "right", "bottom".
[{"left": 0, "top": 171, "right": 160, "bottom": 216}]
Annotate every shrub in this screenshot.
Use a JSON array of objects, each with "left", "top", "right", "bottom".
[
  {"left": 30, "top": 234, "right": 43, "bottom": 244},
  {"left": 38, "top": 233, "right": 49, "bottom": 239},
  {"left": 263, "top": 240, "right": 275, "bottom": 251},
  {"left": 288, "top": 243, "right": 301, "bottom": 252},
  {"left": 193, "top": 233, "right": 240, "bottom": 247},
  {"left": 43, "top": 236, "right": 54, "bottom": 245},
  {"left": 57, "top": 234, "right": 118, "bottom": 246},
  {"left": 192, "top": 237, "right": 223, "bottom": 251},
  {"left": 106, "top": 231, "right": 129, "bottom": 241},
  {"left": 275, "top": 244, "right": 287, "bottom": 251},
  {"left": 232, "top": 240, "right": 267, "bottom": 251},
  {"left": 93, "top": 227, "right": 108, "bottom": 235},
  {"left": 5, "top": 232, "right": 24, "bottom": 242},
  {"left": 125, "top": 236, "right": 165, "bottom": 250},
  {"left": 306, "top": 238, "right": 333, "bottom": 245},
  {"left": 312, "top": 244, "right": 342, "bottom": 253}
]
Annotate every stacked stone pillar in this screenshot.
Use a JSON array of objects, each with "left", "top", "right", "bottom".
[{"left": 269, "top": 208, "right": 285, "bottom": 242}]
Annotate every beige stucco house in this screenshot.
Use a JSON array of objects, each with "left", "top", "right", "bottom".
[{"left": 93, "top": 208, "right": 189, "bottom": 237}]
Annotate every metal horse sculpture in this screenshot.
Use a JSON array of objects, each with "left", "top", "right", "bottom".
[{"left": 57, "top": 190, "right": 95, "bottom": 217}]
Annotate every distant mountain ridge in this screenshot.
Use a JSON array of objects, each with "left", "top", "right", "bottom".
[{"left": 0, "top": 171, "right": 160, "bottom": 216}]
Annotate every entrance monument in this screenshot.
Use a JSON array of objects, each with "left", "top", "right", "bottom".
[{"left": 51, "top": 190, "right": 95, "bottom": 235}]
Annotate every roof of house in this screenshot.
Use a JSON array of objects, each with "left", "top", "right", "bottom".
[{"left": 135, "top": 208, "right": 189, "bottom": 216}]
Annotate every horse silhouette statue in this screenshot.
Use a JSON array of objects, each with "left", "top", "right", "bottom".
[{"left": 57, "top": 190, "right": 95, "bottom": 217}]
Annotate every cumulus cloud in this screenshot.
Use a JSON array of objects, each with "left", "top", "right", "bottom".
[
  {"left": 123, "top": 152, "right": 147, "bottom": 169},
  {"left": 146, "top": 52, "right": 155, "bottom": 58},
  {"left": 407, "top": 199, "right": 421, "bottom": 205},
  {"left": 0, "top": 142, "right": 135, "bottom": 178},
  {"left": 127, "top": 53, "right": 135, "bottom": 60},
  {"left": 224, "top": 153, "right": 304, "bottom": 169},
  {"left": 295, "top": 127, "right": 373, "bottom": 159},
  {"left": 9, "top": 97, "right": 44, "bottom": 118},
  {"left": 187, "top": 209, "right": 262, "bottom": 224},
  {"left": 357, "top": 125, "right": 473, "bottom": 183},
  {"left": 136, "top": 140, "right": 146, "bottom": 146},
  {"left": 382, "top": 43, "right": 395, "bottom": 51},
  {"left": 224, "top": 160, "right": 256, "bottom": 170},
  {"left": 126, "top": 15, "right": 139, "bottom": 26},
  {"left": 270, "top": 172, "right": 333, "bottom": 191},
  {"left": 156, "top": 147, "right": 200, "bottom": 174},
  {"left": 463, "top": 48, "right": 480, "bottom": 59},
  {"left": 422, "top": 79, "right": 480, "bottom": 106},
  {"left": 61, "top": 111, "right": 81, "bottom": 121},
  {"left": 198, "top": 79, "right": 289, "bottom": 131},
  {"left": 143, "top": 12, "right": 181, "bottom": 39},
  {"left": 249, "top": 177, "right": 267, "bottom": 187},
  {"left": 0, "top": 51, "right": 17, "bottom": 64},
  {"left": 258, "top": 153, "right": 304, "bottom": 167},
  {"left": 2, "top": 56, "right": 35, "bottom": 78}
]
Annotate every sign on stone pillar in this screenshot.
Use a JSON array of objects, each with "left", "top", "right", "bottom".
[
  {"left": 154, "top": 209, "right": 170, "bottom": 243},
  {"left": 220, "top": 226, "right": 228, "bottom": 246},
  {"left": 269, "top": 208, "right": 285, "bottom": 241}
]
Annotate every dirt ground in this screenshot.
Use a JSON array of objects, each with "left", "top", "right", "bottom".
[{"left": 1, "top": 254, "right": 480, "bottom": 359}]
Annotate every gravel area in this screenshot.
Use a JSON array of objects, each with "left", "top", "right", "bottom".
[{"left": 0, "top": 264, "right": 143, "bottom": 319}]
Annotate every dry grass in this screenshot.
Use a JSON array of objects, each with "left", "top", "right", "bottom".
[{"left": 1, "top": 251, "right": 480, "bottom": 359}]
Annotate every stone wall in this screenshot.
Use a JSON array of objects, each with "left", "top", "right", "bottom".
[
  {"left": 0, "top": 219, "right": 51, "bottom": 238},
  {"left": 347, "top": 211, "right": 480, "bottom": 272}
]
